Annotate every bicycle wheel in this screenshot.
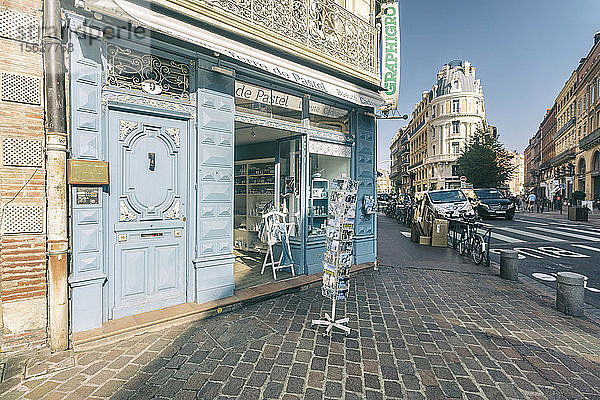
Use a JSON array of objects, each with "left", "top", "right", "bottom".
[
  {"left": 458, "top": 231, "right": 468, "bottom": 255},
  {"left": 471, "top": 234, "right": 485, "bottom": 265}
]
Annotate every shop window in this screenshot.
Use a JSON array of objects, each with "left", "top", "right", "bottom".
[
  {"left": 308, "top": 143, "right": 350, "bottom": 236},
  {"left": 309, "top": 101, "right": 349, "bottom": 134},
  {"left": 235, "top": 81, "right": 302, "bottom": 123}
]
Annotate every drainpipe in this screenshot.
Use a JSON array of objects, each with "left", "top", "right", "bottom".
[{"left": 43, "top": 0, "right": 69, "bottom": 351}]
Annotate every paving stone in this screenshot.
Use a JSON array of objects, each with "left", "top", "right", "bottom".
[
  {"left": 383, "top": 380, "right": 403, "bottom": 398},
  {"left": 263, "top": 381, "right": 284, "bottom": 399},
  {"left": 286, "top": 376, "right": 305, "bottom": 394},
  {"left": 325, "top": 381, "right": 343, "bottom": 398}
]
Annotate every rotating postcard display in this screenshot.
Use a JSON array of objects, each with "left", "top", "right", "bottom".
[{"left": 312, "top": 177, "right": 359, "bottom": 335}]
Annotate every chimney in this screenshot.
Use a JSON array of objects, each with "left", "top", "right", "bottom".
[{"left": 595, "top": 31, "right": 600, "bottom": 44}]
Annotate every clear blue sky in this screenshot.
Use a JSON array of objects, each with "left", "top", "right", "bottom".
[{"left": 377, "top": 0, "right": 600, "bottom": 171}]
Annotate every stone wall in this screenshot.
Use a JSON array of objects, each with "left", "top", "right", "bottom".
[{"left": 0, "top": 1, "right": 47, "bottom": 353}]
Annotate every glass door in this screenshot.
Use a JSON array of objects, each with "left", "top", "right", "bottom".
[{"left": 276, "top": 137, "right": 303, "bottom": 238}]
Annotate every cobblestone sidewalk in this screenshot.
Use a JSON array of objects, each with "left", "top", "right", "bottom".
[{"left": 2, "top": 265, "right": 600, "bottom": 400}]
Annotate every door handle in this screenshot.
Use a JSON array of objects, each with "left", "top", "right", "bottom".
[{"left": 148, "top": 152, "right": 155, "bottom": 171}]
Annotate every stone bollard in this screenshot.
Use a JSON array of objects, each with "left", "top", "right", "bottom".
[
  {"left": 499, "top": 250, "right": 519, "bottom": 281},
  {"left": 556, "top": 272, "right": 585, "bottom": 317}
]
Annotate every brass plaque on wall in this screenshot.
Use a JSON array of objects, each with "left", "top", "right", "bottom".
[{"left": 67, "top": 159, "right": 109, "bottom": 185}]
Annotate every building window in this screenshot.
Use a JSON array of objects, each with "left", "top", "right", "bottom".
[
  {"left": 452, "top": 121, "right": 459, "bottom": 134},
  {"left": 432, "top": 105, "right": 436, "bottom": 118},
  {"left": 452, "top": 142, "right": 460, "bottom": 154},
  {"left": 432, "top": 145, "right": 436, "bottom": 155},
  {"left": 451, "top": 164, "right": 458, "bottom": 176},
  {"left": 452, "top": 99, "right": 459, "bottom": 113}
]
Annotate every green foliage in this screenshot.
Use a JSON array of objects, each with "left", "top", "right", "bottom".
[{"left": 455, "top": 125, "right": 515, "bottom": 188}]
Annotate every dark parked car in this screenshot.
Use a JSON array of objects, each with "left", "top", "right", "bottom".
[{"left": 464, "top": 188, "right": 515, "bottom": 220}]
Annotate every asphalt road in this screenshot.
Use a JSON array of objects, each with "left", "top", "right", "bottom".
[
  {"left": 383, "top": 211, "right": 600, "bottom": 309},
  {"left": 483, "top": 212, "right": 600, "bottom": 308}
]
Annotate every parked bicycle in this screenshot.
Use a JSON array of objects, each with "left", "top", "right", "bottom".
[{"left": 448, "top": 217, "right": 492, "bottom": 266}]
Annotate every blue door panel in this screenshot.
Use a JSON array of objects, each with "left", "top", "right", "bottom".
[{"left": 108, "top": 110, "right": 188, "bottom": 319}]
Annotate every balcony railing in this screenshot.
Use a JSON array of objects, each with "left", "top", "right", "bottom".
[
  {"left": 555, "top": 117, "right": 575, "bottom": 139},
  {"left": 210, "top": 0, "right": 377, "bottom": 78},
  {"left": 550, "top": 148, "right": 575, "bottom": 166},
  {"left": 426, "top": 154, "right": 457, "bottom": 164},
  {"left": 579, "top": 126, "right": 600, "bottom": 150}
]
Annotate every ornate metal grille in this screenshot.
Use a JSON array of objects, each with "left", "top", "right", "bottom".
[
  {"left": 106, "top": 44, "right": 191, "bottom": 100},
  {"left": 1, "top": 72, "right": 41, "bottom": 105},
  {"left": 0, "top": 7, "right": 40, "bottom": 44},
  {"left": 212, "top": 0, "right": 376, "bottom": 75},
  {"left": 2, "top": 137, "right": 43, "bottom": 167},
  {"left": 3, "top": 205, "right": 44, "bottom": 234}
]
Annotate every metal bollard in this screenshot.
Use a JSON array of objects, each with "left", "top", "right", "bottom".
[
  {"left": 499, "top": 250, "right": 518, "bottom": 281},
  {"left": 556, "top": 272, "right": 585, "bottom": 317}
]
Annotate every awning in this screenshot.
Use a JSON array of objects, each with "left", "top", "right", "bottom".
[{"left": 73, "top": 0, "right": 384, "bottom": 108}]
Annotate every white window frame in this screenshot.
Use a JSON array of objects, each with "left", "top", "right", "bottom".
[{"left": 452, "top": 99, "right": 459, "bottom": 113}]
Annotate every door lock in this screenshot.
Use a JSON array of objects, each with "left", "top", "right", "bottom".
[{"left": 148, "top": 152, "right": 155, "bottom": 171}]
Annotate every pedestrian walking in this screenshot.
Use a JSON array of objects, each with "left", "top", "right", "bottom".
[{"left": 527, "top": 192, "right": 536, "bottom": 212}]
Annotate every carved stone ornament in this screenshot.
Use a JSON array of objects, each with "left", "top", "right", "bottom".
[
  {"left": 166, "top": 127, "right": 180, "bottom": 147},
  {"left": 165, "top": 199, "right": 181, "bottom": 220},
  {"left": 102, "top": 91, "right": 196, "bottom": 119},
  {"left": 119, "top": 200, "right": 137, "bottom": 222},
  {"left": 119, "top": 120, "right": 138, "bottom": 141}
]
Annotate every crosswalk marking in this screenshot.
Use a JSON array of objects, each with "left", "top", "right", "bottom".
[
  {"left": 495, "top": 227, "right": 566, "bottom": 242},
  {"left": 513, "top": 219, "right": 548, "bottom": 226},
  {"left": 572, "top": 244, "right": 600, "bottom": 253},
  {"left": 528, "top": 226, "right": 600, "bottom": 242},
  {"left": 489, "top": 232, "right": 525, "bottom": 243},
  {"left": 554, "top": 226, "right": 600, "bottom": 236}
]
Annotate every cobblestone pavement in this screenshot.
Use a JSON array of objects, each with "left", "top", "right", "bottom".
[{"left": 2, "top": 265, "right": 600, "bottom": 400}]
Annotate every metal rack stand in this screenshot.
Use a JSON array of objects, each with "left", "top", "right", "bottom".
[{"left": 312, "top": 177, "right": 358, "bottom": 336}]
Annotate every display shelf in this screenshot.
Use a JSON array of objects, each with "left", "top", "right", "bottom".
[
  {"left": 234, "top": 158, "right": 275, "bottom": 253},
  {"left": 309, "top": 178, "right": 329, "bottom": 236}
]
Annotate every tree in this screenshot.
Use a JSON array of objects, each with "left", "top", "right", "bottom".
[{"left": 455, "top": 125, "right": 514, "bottom": 188}]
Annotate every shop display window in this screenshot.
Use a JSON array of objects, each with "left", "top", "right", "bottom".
[
  {"left": 309, "top": 152, "right": 351, "bottom": 236},
  {"left": 309, "top": 101, "right": 349, "bottom": 134},
  {"left": 235, "top": 81, "right": 302, "bottom": 123}
]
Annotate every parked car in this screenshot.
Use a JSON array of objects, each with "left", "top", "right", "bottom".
[
  {"left": 426, "top": 189, "right": 476, "bottom": 220},
  {"left": 463, "top": 188, "right": 515, "bottom": 220}
]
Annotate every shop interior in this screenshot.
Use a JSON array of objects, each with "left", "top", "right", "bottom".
[{"left": 233, "top": 82, "right": 351, "bottom": 290}]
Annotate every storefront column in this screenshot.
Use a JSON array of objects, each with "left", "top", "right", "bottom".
[
  {"left": 193, "top": 67, "right": 236, "bottom": 303},
  {"left": 65, "top": 14, "right": 106, "bottom": 333},
  {"left": 353, "top": 110, "right": 376, "bottom": 264}
]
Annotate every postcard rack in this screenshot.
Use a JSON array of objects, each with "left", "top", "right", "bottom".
[{"left": 312, "top": 177, "right": 359, "bottom": 335}]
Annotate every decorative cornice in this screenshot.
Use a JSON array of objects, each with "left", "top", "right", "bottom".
[
  {"left": 102, "top": 89, "right": 196, "bottom": 118},
  {"left": 234, "top": 112, "right": 353, "bottom": 144}
]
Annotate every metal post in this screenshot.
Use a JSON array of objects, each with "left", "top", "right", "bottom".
[{"left": 43, "top": 0, "right": 69, "bottom": 351}]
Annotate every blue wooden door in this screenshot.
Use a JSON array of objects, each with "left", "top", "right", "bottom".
[{"left": 108, "top": 111, "right": 188, "bottom": 319}]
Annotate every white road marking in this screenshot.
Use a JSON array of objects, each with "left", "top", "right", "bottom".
[
  {"left": 532, "top": 273, "right": 556, "bottom": 281},
  {"left": 528, "top": 226, "right": 600, "bottom": 241},
  {"left": 513, "top": 219, "right": 548, "bottom": 226},
  {"left": 536, "top": 246, "right": 589, "bottom": 258},
  {"left": 496, "top": 227, "right": 565, "bottom": 242},
  {"left": 489, "top": 232, "right": 525, "bottom": 243},
  {"left": 572, "top": 244, "right": 600, "bottom": 253},
  {"left": 400, "top": 231, "right": 411, "bottom": 238},
  {"left": 557, "top": 226, "right": 600, "bottom": 235}
]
